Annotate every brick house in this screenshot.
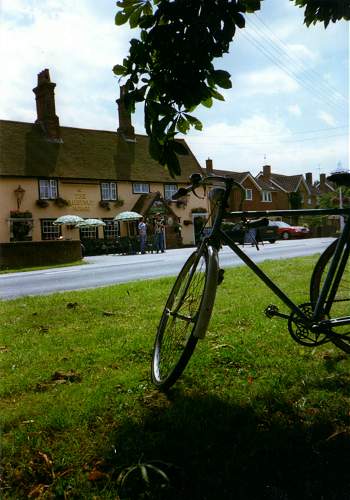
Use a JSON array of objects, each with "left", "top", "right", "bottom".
[
  {"left": 205, "top": 159, "right": 280, "bottom": 211},
  {"left": 0, "top": 69, "right": 206, "bottom": 248},
  {"left": 256, "top": 164, "right": 317, "bottom": 209}
]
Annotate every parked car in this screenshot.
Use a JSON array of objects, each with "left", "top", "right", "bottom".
[
  {"left": 268, "top": 220, "right": 310, "bottom": 239},
  {"left": 223, "top": 222, "right": 279, "bottom": 244}
]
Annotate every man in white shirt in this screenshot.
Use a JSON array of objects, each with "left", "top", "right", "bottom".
[{"left": 138, "top": 217, "right": 147, "bottom": 254}]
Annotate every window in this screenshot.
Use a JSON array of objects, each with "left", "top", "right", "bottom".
[
  {"left": 103, "top": 219, "right": 120, "bottom": 239},
  {"left": 39, "top": 179, "right": 58, "bottom": 199},
  {"left": 245, "top": 189, "right": 253, "bottom": 201},
  {"left": 101, "top": 182, "right": 117, "bottom": 201},
  {"left": 164, "top": 184, "right": 178, "bottom": 201},
  {"left": 262, "top": 191, "right": 272, "bottom": 202},
  {"left": 41, "top": 219, "right": 61, "bottom": 240},
  {"left": 79, "top": 226, "right": 98, "bottom": 240},
  {"left": 133, "top": 183, "right": 150, "bottom": 194}
]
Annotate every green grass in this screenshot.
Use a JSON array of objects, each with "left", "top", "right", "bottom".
[
  {"left": 1, "top": 255, "right": 350, "bottom": 499},
  {"left": 0, "top": 260, "right": 86, "bottom": 274}
]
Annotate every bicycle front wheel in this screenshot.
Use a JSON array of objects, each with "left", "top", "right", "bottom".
[
  {"left": 152, "top": 245, "right": 218, "bottom": 390},
  {"left": 310, "top": 239, "right": 350, "bottom": 353}
]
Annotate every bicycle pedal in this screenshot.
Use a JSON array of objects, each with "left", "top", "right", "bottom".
[
  {"left": 265, "top": 304, "right": 279, "bottom": 318},
  {"left": 217, "top": 268, "right": 225, "bottom": 285}
]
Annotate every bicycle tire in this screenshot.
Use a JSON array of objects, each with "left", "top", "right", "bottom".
[
  {"left": 310, "top": 239, "right": 350, "bottom": 353},
  {"left": 151, "top": 245, "right": 219, "bottom": 390}
]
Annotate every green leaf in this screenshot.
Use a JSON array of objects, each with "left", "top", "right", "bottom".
[
  {"left": 201, "top": 96, "right": 213, "bottom": 108},
  {"left": 233, "top": 12, "right": 246, "bottom": 29},
  {"left": 129, "top": 7, "right": 142, "bottom": 28},
  {"left": 115, "top": 11, "right": 129, "bottom": 26},
  {"left": 210, "top": 88, "right": 225, "bottom": 101},
  {"left": 212, "top": 70, "right": 232, "bottom": 89},
  {"left": 176, "top": 116, "right": 190, "bottom": 134},
  {"left": 149, "top": 136, "right": 162, "bottom": 161},
  {"left": 112, "top": 64, "right": 126, "bottom": 76},
  {"left": 184, "top": 114, "right": 203, "bottom": 131},
  {"left": 172, "top": 141, "right": 189, "bottom": 156}
]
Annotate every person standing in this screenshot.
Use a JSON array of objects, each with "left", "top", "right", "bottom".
[
  {"left": 138, "top": 217, "right": 147, "bottom": 254},
  {"left": 154, "top": 213, "right": 165, "bottom": 253}
]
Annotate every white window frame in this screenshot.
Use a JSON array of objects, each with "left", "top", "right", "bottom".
[
  {"left": 262, "top": 190, "right": 272, "bottom": 202},
  {"left": 41, "top": 219, "right": 61, "bottom": 240},
  {"left": 39, "top": 179, "right": 58, "bottom": 200},
  {"left": 101, "top": 182, "right": 117, "bottom": 201},
  {"left": 133, "top": 182, "right": 150, "bottom": 194},
  {"left": 245, "top": 189, "right": 253, "bottom": 201},
  {"left": 103, "top": 219, "right": 120, "bottom": 239},
  {"left": 79, "top": 226, "right": 98, "bottom": 240},
  {"left": 164, "top": 184, "right": 178, "bottom": 201}
]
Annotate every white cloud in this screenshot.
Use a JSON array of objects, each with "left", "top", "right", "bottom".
[
  {"left": 185, "top": 114, "right": 348, "bottom": 179},
  {"left": 287, "top": 104, "right": 302, "bottom": 116},
  {"left": 318, "top": 111, "right": 337, "bottom": 127},
  {"left": 237, "top": 67, "right": 299, "bottom": 96},
  {"left": 0, "top": 0, "right": 132, "bottom": 128}
]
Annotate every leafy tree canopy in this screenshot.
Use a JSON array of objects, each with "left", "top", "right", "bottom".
[
  {"left": 318, "top": 187, "right": 350, "bottom": 209},
  {"left": 114, "top": 0, "right": 350, "bottom": 177}
]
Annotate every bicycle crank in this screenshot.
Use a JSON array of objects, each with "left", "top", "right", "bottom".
[{"left": 287, "top": 303, "right": 329, "bottom": 347}]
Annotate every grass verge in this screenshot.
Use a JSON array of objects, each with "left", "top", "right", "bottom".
[{"left": 1, "top": 255, "right": 349, "bottom": 499}]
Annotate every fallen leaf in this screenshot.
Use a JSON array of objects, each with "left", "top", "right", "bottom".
[
  {"left": 88, "top": 469, "right": 109, "bottom": 481},
  {"left": 0, "top": 346, "right": 9, "bottom": 352},
  {"left": 28, "top": 484, "right": 47, "bottom": 498},
  {"left": 103, "top": 311, "right": 115, "bottom": 316},
  {"left": 38, "top": 451, "right": 53, "bottom": 468}
]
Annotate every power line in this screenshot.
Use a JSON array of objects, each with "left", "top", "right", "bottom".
[
  {"left": 241, "top": 29, "right": 345, "bottom": 113},
  {"left": 251, "top": 13, "right": 348, "bottom": 104},
  {"left": 190, "top": 131, "right": 347, "bottom": 147}
]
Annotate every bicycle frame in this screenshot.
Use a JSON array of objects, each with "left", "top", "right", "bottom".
[{"left": 204, "top": 181, "right": 350, "bottom": 332}]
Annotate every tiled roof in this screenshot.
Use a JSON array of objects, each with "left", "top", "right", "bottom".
[
  {"left": 255, "top": 177, "right": 279, "bottom": 191},
  {"left": 270, "top": 173, "right": 303, "bottom": 192},
  {"left": 209, "top": 168, "right": 273, "bottom": 191},
  {"left": 0, "top": 120, "right": 202, "bottom": 182}
]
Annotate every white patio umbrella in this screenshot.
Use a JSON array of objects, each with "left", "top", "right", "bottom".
[
  {"left": 114, "top": 211, "right": 142, "bottom": 237},
  {"left": 53, "top": 215, "right": 84, "bottom": 225},
  {"left": 114, "top": 211, "right": 143, "bottom": 222},
  {"left": 75, "top": 218, "right": 106, "bottom": 227}
]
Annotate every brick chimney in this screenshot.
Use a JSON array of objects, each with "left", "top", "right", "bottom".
[
  {"left": 117, "top": 85, "right": 135, "bottom": 141},
  {"left": 305, "top": 172, "right": 313, "bottom": 186},
  {"left": 263, "top": 165, "right": 271, "bottom": 179},
  {"left": 32, "top": 69, "right": 61, "bottom": 141},
  {"left": 320, "top": 173, "right": 326, "bottom": 187},
  {"left": 206, "top": 158, "right": 213, "bottom": 174}
]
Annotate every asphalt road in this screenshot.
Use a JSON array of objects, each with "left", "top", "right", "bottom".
[{"left": 0, "top": 237, "right": 334, "bottom": 300}]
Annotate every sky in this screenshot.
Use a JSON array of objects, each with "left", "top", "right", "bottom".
[{"left": 0, "top": 0, "right": 349, "bottom": 181}]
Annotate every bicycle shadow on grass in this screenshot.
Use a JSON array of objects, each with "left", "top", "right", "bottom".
[{"left": 101, "top": 384, "right": 350, "bottom": 500}]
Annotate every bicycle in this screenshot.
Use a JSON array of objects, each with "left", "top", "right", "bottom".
[{"left": 151, "top": 172, "right": 350, "bottom": 390}]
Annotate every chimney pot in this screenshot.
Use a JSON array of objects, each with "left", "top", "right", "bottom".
[
  {"left": 305, "top": 172, "right": 313, "bottom": 185},
  {"left": 206, "top": 158, "right": 213, "bottom": 174},
  {"left": 117, "top": 85, "right": 135, "bottom": 141},
  {"left": 263, "top": 165, "right": 271, "bottom": 178},
  {"left": 32, "top": 69, "right": 61, "bottom": 141}
]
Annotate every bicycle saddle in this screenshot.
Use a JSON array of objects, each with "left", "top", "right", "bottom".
[{"left": 327, "top": 172, "right": 350, "bottom": 187}]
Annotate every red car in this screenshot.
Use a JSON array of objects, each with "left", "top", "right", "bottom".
[{"left": 268, "top": 221, "right": 310, "bottom": 239}]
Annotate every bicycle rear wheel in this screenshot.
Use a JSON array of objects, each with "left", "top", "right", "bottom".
[
  {"left": 310, "top": 239, "right": 350, "bottom": 353},
  {"left": 152, "top": 244, "right": 218, "bottom": 390}
]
